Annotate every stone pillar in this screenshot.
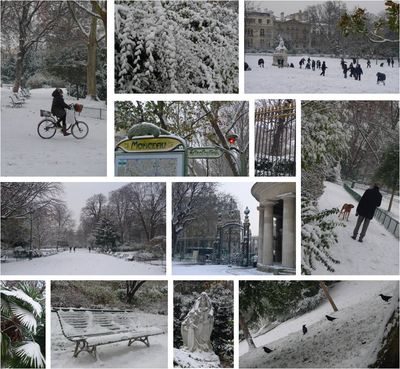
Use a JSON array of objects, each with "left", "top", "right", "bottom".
[
  {"left": 282, "top": 195, "right": 295, "bottom": 268},
  {"left": 262, "top": 202, "right": 275, "bottom": 265},
  {"left": 257, "top": 206, "right": 264, "bottom": 264}
]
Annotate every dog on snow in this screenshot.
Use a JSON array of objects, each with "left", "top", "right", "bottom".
[{"left": 338, "top": 203, "right": 355, "bottom": 221}]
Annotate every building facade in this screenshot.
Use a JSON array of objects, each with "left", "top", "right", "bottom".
[
  {"left": 251, "top": 182, "right": 295, "bottom": 273},
  {"left": 245, "top": 9, "right": 312, "bottom": 52}
]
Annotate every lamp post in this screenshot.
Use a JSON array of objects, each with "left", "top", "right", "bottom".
[
  {"left": 216, "top": 212, "right": 222, "bottom": 264},
  {"left": 243, "top": 206, "right": 250, "bottom": 267}
]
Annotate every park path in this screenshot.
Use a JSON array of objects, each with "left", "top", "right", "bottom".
[
  {"left": 311, "top": 181, "right": 399, "bottom": 275},
  {"left": 1, "top": 249, "right": 164, "bottom": 275}
]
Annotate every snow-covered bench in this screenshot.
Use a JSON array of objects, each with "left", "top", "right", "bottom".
[
  {"left": 8, "top": 95, "right": 23, "bottom": 108},
  {"left": 53, "top": 308, "right": 164, "bottom": 359}
]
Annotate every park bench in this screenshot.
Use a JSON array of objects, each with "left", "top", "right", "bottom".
[
  {"left": 13, "top": 92, "right": 26, "bottom": 103},
  {"left": 8, "top": 95, "right": 23, "bottom": 108},
  {"left": 53, "top": 308, "right": 164, "bottom": 359}
]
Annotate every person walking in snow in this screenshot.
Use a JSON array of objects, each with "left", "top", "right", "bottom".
[
  {"left": 354, "top": 64, "right": 363, "bottom": 81},
  {"left": 320, "top": 61, "right": 327, "bottom": 76},
  {"left": 343, "top": 63, "right": 348, "bottom": 78},
  {"left": 312, "top": 60, "right": 316, "bottom": 71},
  {"left": 316, "top": 60, "right": 321, "bottom": 69},
  {"left": 349, "top": 63, "right": 354, "bottom": 78},
  {"left": 366, "top": 59, "right": 371, "bottom": 68},
  {"left": 391, "top": 57, "right": 394, "bottom": 67},
  {"left": 51, "top": 88, "right": 72, "bottom": 136},
  {"left": 351, "top": 184, "right": 382, "bottom": 242},
  {"left": 387, "top": 57, "right": 391, "bottom": 66}
]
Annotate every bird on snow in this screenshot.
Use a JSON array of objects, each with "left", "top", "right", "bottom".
[
  {"left": 325, "top": 315, "right": 338, "bottom": 321},
  {"left": 302, "top": 324, "right": 307, "bottom": 335},
  {"left": 263, "top": 346, "right": 274, "bottom": 353},
  {"left": 379, "top": 294, "right": 392, "bottom": 302}
]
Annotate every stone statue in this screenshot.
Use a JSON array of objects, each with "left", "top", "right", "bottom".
[
  {"left": 127, "top": 122, "right": 171, "bottom": 138},
  {"left": 181, "top": 292, "right": 214, "bottom": 353},
  {"left": 275, "top": 35, "right": 287, "bottom": 51}
]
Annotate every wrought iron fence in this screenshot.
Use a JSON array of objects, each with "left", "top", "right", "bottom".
[{"left": 255, "top": 102, "right": 296, "bottom": 176}]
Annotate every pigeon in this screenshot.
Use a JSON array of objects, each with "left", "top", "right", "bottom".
[
  {"left": 302, "top": 324, "right": 307, "bottom": 335},
  {"left": 263, "top": 346, "right": 273, "bottom": 353},
  {"left": 379, "top": 294, "right": 392, "bottom": 302},
  {"left": 325, "top": 315, "right": 337, "bottom": 321}
]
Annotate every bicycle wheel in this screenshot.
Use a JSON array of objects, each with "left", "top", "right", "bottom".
[
  {"left": 37, "top": 119, "right": 57, "bottom": 139},
  {"left": 72, "top": 121, "right": 89, "bottom": 139}
]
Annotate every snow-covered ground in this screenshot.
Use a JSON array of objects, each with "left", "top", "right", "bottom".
[
  {"left": 173, "top": 262, "right": 268, "bottom": 275},
  {"left": 307, "top": 181, "right": 399, "bottom": 275},
  {"left": 51, "top": 311, "right": 167, "bottom": 368},
  {"left": 245, "top": 54, "right": 399, "bottom": 93},
  {"left": 1, "top": 87, "right": 106, "bottom": 176},
  {"left": 1, "top": 249, "right": 165, "bottom": 275},
  {"left": 240, "top": 280, "right": 399, "bottom": 368}
]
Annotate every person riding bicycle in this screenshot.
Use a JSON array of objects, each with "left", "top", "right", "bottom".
[{"left": 51, "top": 88, "right": 72, "bottom": 136}]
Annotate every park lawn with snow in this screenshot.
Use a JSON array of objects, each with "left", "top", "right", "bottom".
[
  {"left": 1, "top": 249, "right": 165, "bottom": 275},
  {"left": 239, "top": 280, "right": 398, "bottom": 368},
  {"left": 173, "top": 262, "right": 268, "bottom": 275},
  {"left": 245, "top": 54, "right": 399, "bottom": 93},
  {"left": 305, "top": 181, "right": 399, "bottom": 275},
  {"left": 1, "top": 87, "right": 106, "bottom": 176},
  {"left": 51, "top": 311, "right": 167, "bottom": 368}
]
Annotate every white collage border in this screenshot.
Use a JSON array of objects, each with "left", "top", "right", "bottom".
[{"left": 1, "top": 1, "right": 399, "bottom": 369}]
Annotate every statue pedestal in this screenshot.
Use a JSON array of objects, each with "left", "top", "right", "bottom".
[
  {"left": 174, "top": 348, "right": 221, "bottom": 368},
  {"left": 272, "top": 51, "right": 288, "bottom": 67}
]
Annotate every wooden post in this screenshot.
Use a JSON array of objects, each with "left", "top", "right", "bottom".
[{"left": 319, "top": 281, "right": 338, "bottom": 312}]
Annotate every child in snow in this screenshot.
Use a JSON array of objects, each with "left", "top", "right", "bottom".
[{"left": 51, "top": 88, "right": 72, "bottom": 136}]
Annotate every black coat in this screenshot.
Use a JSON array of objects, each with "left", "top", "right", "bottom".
[
  {"left": 356, "top": 187, "right": 382, "bottom": 219},
  {"left": 51, "top": 89, "right": 70, "bottom": 118}
]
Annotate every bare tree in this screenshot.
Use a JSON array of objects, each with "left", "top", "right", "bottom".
[
  {"left": 1, "top": 1, "right": 68, "bottom": 92},
  {"left": 126, "top": 281, "right": 146, "bottom": 303}
]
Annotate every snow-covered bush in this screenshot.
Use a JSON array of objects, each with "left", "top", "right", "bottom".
[
  {"left": 26, "top": 72, "right": 65, "bottom": 89},
  {"left": 1, "top": 281, "right": 46, "bottom": 368},
  {"left": 115, "top": 1, "right": 239, "bottom": 93},
  {"left": 301, "top": 101, "right": 349, "bottom": 273}
]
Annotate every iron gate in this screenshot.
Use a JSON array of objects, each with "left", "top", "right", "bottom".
[{"left": 255, "top": 101, "right": 296, "bottom": 176}]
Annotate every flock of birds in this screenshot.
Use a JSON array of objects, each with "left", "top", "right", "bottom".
[{"left": 262, "top": 293, "right": 393, "bottom": 354}]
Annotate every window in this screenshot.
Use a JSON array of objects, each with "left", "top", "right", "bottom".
[
  {"left": 260, "top": 29, "right": 265, "bottom": 36},
  {"left": 258, "top": 19, "right": 262, "bottom": 24},
  {"left": 266, "top": 19, "right": 270, "bottom": 25}
]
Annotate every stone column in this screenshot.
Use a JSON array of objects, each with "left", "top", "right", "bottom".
[
  {"left": 257, "top": 206, "right": 264, "bottom": 264},
  {"left": 282, "top": 195, "right": 296, "bottom": 268},
  {"left": 262, "top": 202, "right": 275, "bottom": 266}
]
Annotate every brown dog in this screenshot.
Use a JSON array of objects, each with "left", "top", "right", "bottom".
[{"left": 339, "top": 203, "right": 354, "bottom": 221}]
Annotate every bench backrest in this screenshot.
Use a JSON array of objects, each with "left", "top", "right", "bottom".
[{"left": 54, "top": 308, "right": 139, "bottom": 340}]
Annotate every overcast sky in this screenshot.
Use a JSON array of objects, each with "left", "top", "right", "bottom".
[
  {"left": 62, "top": 182, "right": 129, "bottom": 228},
  {"left": 218, "top": 182, "right": 260, "bottom": 236},
  {"left": 248, "top": 1, "right": 386, "bottom": 15}
]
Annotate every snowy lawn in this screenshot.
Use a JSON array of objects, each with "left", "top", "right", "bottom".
[
  {"left": 1, "top": 249, "right": 165, "bottom": 275},
  {"left": 240, "top": 281, "right": 398, "bottom": 368},
  {"left": 173, "top": 262, "right": 269, "bottom": 275},
  {"left": 51, "top": 311, "right": 167, "bottom": 368},
  {"left": 245, "top": 54, "right": 399, "bottom": 93},
  {"left": 1, "top": 87, "right": 106, "bottom": 176},
  {"left": 306, "top": 181, "right": 399, "bottom": 275}
]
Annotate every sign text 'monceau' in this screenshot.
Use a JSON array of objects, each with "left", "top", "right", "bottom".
[{"left": 117, "top": 137, "right": 183, "bottom": 153}]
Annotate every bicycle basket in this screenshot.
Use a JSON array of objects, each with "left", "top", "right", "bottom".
[
  {"left": 74, "top": 103, "right": 83, "bottom": 113},
  {"left": 40, "top": 110, "right": 52, "bottom": 117}
]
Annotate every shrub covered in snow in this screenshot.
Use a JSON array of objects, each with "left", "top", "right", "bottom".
[
  {"left": 115, "top": 1, "right": 238, "bottom": 93},
  {"left": 26, "top": 72, "right": 65, "bottom": 89}
]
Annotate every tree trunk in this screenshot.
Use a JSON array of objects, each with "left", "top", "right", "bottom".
[
  {"left": 319, "top": 281, "right": 338, "bottom": 312},
  {"left": 126, "top": 281, "right": 146, "bottom": 303},
  {"left": 87, "top": 5, "right": 98, "bottom": 99},
  {"left": 239, "top": 313, "right": 256, "bottom": 350},
  {"left": 388, "top": 187, "right": 395, "bottom": 212},
  {"left": 13, "top": 49, "right": 25, "bottom": 92}
]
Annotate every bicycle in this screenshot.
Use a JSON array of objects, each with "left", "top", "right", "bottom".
[{"left": 37, "top": 103, "right": 89, "bottom": 139}]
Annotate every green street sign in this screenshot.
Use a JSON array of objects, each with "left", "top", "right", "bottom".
[{"left": 187, "top": 147, "right": 223, "bottom": 159}]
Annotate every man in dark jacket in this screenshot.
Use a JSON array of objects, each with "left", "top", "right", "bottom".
[
  {"left": 351, "top": 184, "right": 382, "bottom": 242},
  {"left": 51, "top": 88, "right": 72, "bottom": 136}
]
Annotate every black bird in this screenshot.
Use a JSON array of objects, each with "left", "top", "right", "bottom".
[
  {"left": 325, "top": 315, "right": 337, "bottom": 321},
  {"left": 302, "top": 324, "right": 307, "bottom": 335},
  {"left": 263, "top": 346, "right": 273, "bottom": 353},
  {"left": 379, "top": 294, "right": 392, "bottom": 302}
]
